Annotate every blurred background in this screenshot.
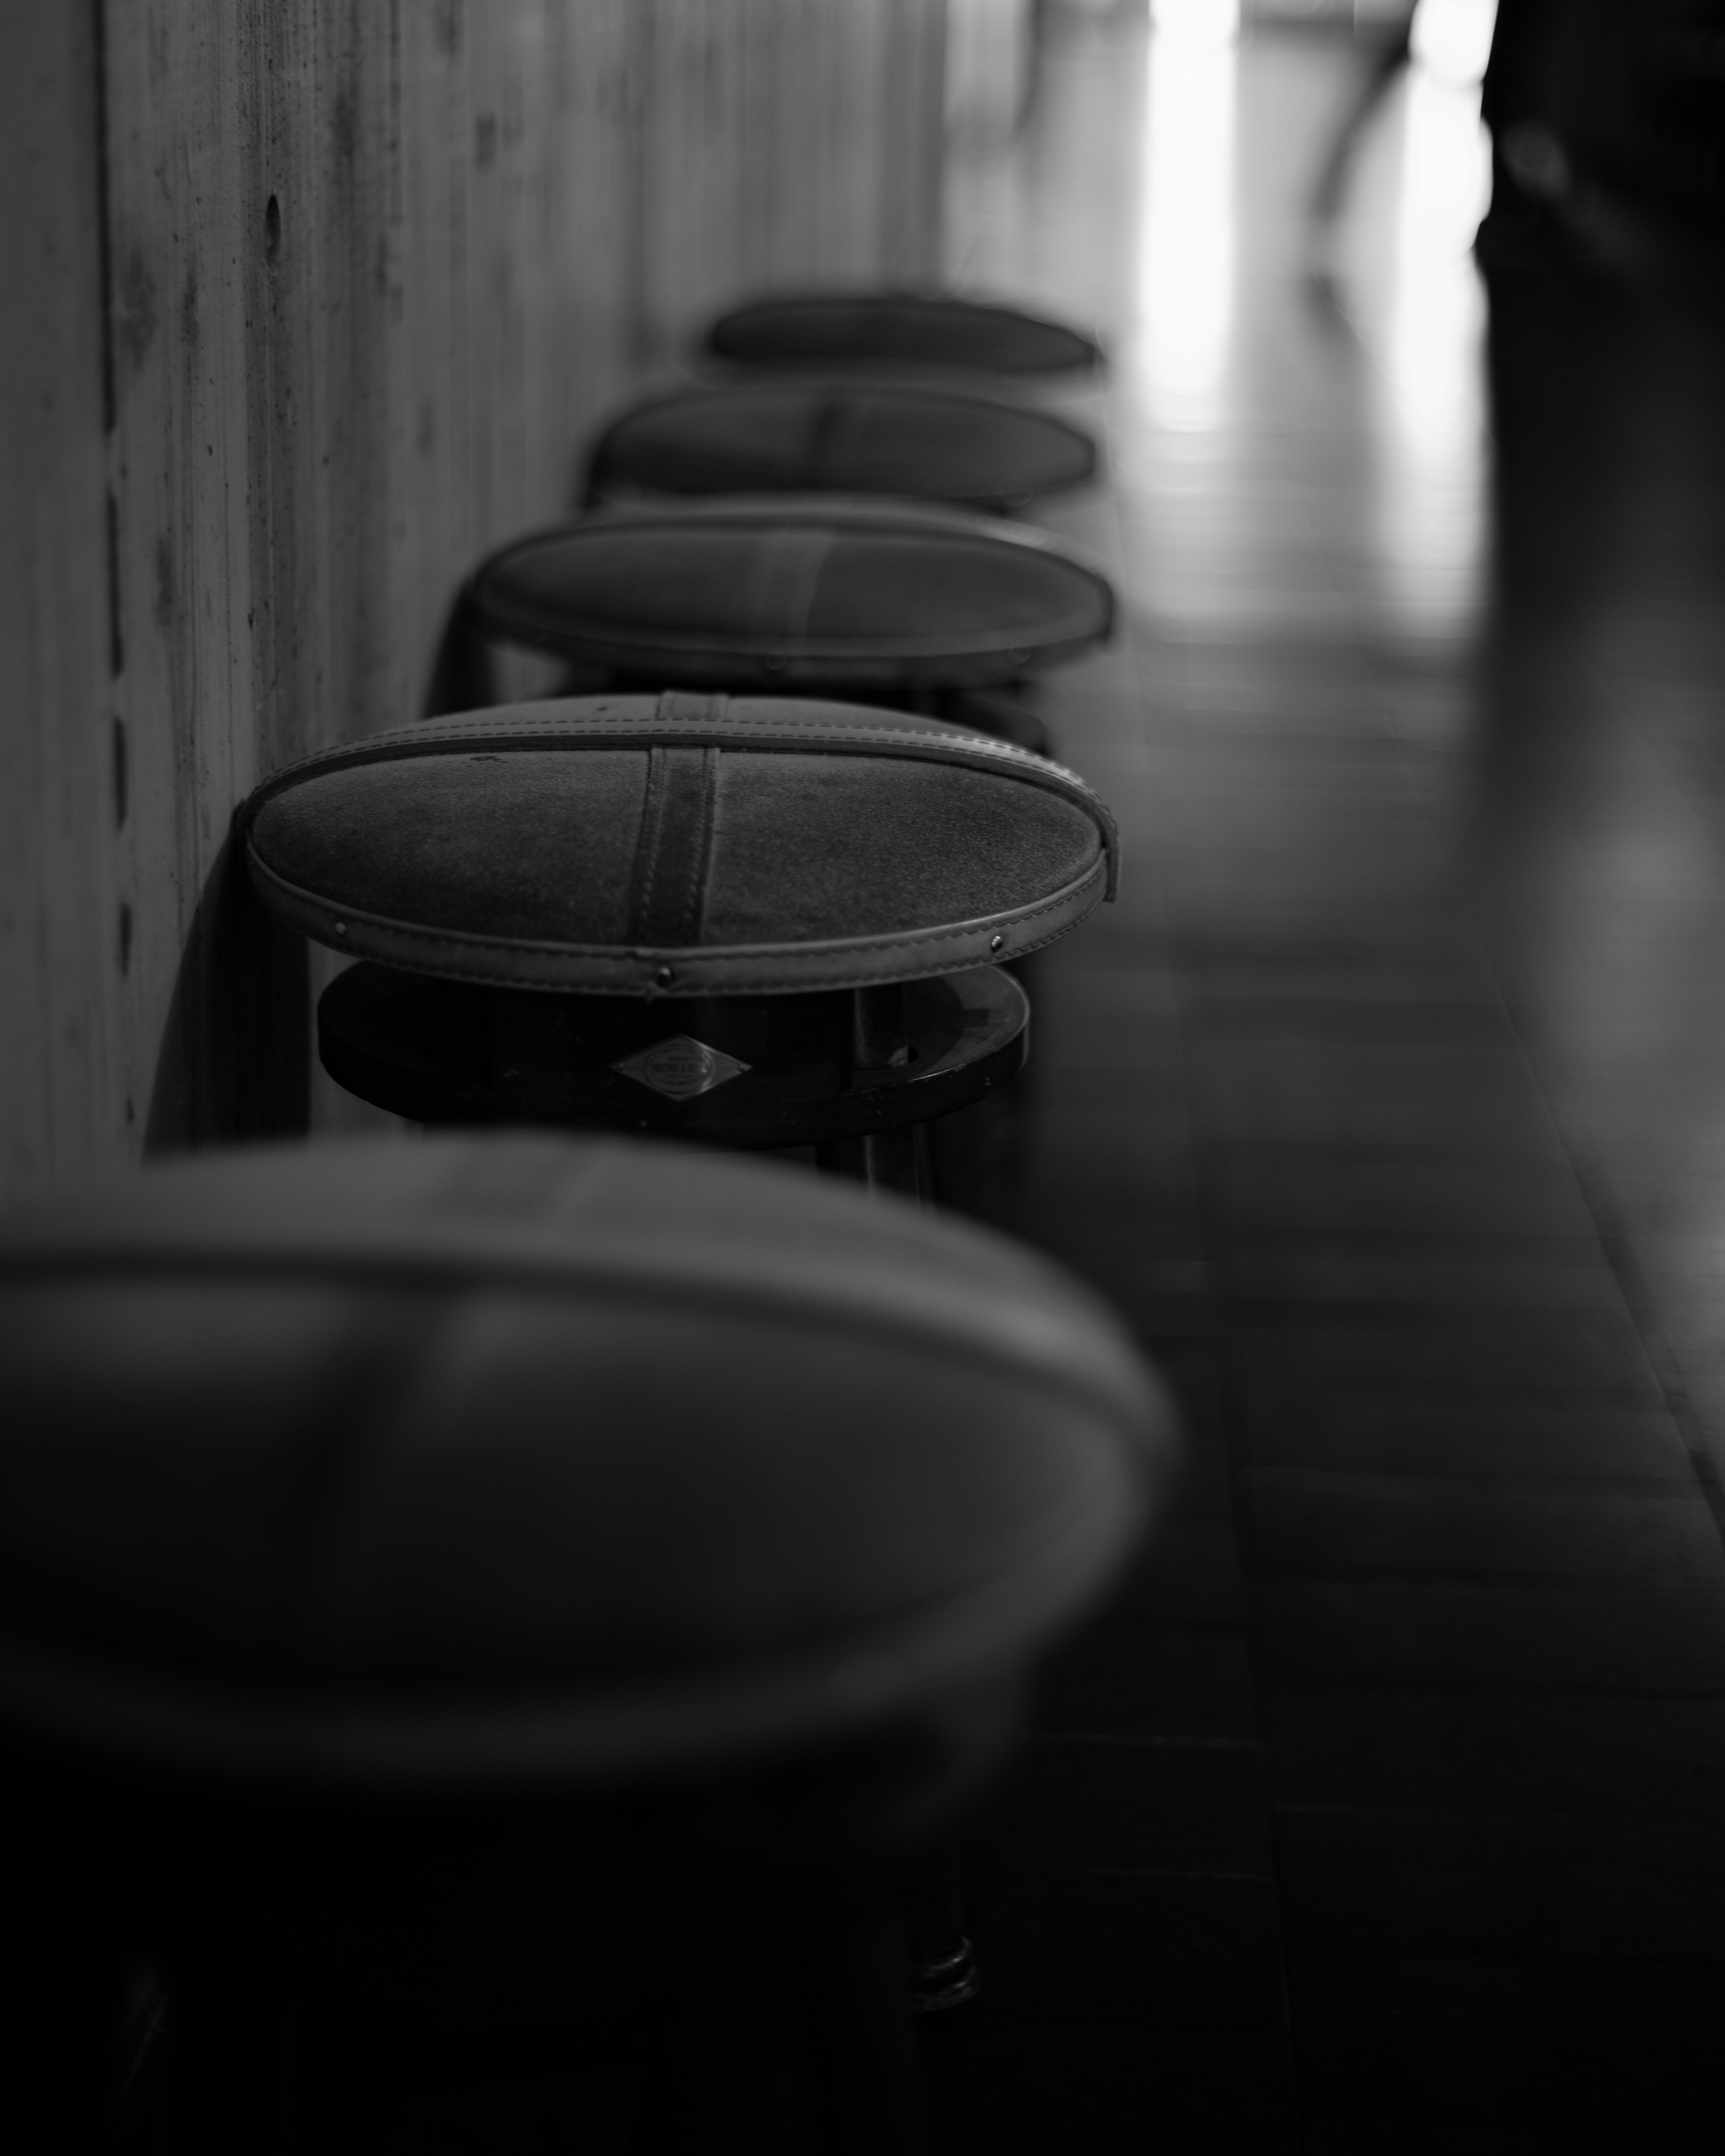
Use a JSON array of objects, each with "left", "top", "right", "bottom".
[{"left": 7, "top": 2, "right": 1725, "bottom": 2146}]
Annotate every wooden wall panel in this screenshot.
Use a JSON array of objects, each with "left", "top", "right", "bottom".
[
  {"left": 0, "top": 8, "right": 116, "bottom": 1190},
  {"left": 0, "top": 0, "right": 947, "bottom": 1198},
  {"left": 632, "top": 0, "right": 947, "bottom": 368}
]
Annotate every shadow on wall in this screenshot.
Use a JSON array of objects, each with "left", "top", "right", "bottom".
[{"left": 144, "top": 839, "right": 309, "bottom": 1157}]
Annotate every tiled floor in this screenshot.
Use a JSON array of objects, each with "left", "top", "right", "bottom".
[{"left": 925, "top": 13, "right": 1725, "bottom": 2152}]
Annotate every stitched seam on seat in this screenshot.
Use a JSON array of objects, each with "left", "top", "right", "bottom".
[
  {"left": 746, "top": 525, "right": 837, "bottom": 641},
  {"left": 240, "top": 716, "right": 1120, "bottom": 898},
  {"left": 806, "top": 391, "right": 852, "bottom": 487},
  {"left": 655, "top": 690, "right": 730, "bottom": 725},
  {"left": 477, "top": 615, "right": 1105, "bottom": 660},
  {"left": 683, "top": 746, "right": 718, "bottom": 944},
  {"left": 476, "top": 498, "right": 1075, "bottom": 548},
  {"left": 293, "top": 910, "right": 1092, "bottom": 996},
  {"left": 629, "top": 745, "right": 718, "bottom": 945},
  {"left": 250, "top": 715, "right": 1086, "bottom": 791},
  {"left": 248, "top": 844, "right": 1104, "bottom": 969},
  {"left": 626, "top": 747, "right": 672, "bottom": 944}
]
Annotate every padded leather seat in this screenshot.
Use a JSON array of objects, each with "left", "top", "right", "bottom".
[
  {"left": 583, "top": 380, "right": 1098, "bottom": 513},
  {"left": 429, "top": 497, "right": 1112, "bottom": 732},
  {"left": 242, "top": 695, "right": 1117, "bottom": 999},
  {"left": 242, "top": 696, "right": 1116, "bottom": 1173},
  {"left": 0, "top": 1134, "right": 1175, "bottom": 2141},
  {"left": 702, "top": 291, "right": 1103, "bottom": 377},
  {"left": 0, "top": 1134, "right": 1170, "bottom": 1780}
]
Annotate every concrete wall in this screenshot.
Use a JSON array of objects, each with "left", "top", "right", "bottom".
[{"left": 0, "top": 0, "right": 948, "bottom": 1197}]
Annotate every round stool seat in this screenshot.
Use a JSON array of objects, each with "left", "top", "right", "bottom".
[
  {"left": 0, "top": 1134, "right": 1172, "bottom": 1790},
  {"left": 240, "top": 696, "right": 1119, "bottom": 999},
  {"left": 585, "top": 381, "right": 1097, "bottom": 513},
  {"left": 448, "top": 498, "right": 1113, "bottom": 696},
  {"left": 702, "top": 292, "right": 1103, "bottom": 377}
]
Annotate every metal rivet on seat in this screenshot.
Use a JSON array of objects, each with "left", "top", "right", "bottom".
[
  {"left": 653, "top": 965, "right": 676, "bottom": 989},
  {"left": 990, "top": 933, "right": 1005, "bottom": 953},
  {"left": 334, "top": 921, "right": 348, "bottom": 936}
]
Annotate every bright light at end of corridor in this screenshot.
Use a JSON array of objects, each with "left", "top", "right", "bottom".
[
  {"left": 1412, "top": 0, "right": 1498, "bottom": 86},
  {"left": 1371, "top": 61, "right": 1492, "bottom": 637},
  {"left": 1150, "top": 0, "right": 1240, "bottom": 49},
  {"left": 1136, "top": 35, "right": 1236, "bottom": 429}
]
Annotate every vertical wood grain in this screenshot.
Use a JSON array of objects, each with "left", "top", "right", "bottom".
[
  {"left": 0, "top": 6, "right": 117, "bottom": 1190},
  {"left": 0, "top": 0, "right": 950, "bottom": 1197}
]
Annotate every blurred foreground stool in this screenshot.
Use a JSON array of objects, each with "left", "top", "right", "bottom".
[
  {"left": 429, "top": 496, "right": 1115, "bottom": 758},
  {"left": 239, "top": 696, "right": 1118, "bottom": 1201},
  {"left": 0, "top": 1133, "right": 1177, "bottom": 2150},
  {"left": 582, "top": 380, "right": 1097, "bottom": 514},
  {"left": 700, "top": 291, "right": 1103, "bottom": 379}
]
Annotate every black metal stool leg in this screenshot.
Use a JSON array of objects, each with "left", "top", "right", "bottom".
[
  {"left": 625, "top": 1909, "right": 927, "bottom": 2156},
  {"left": 898, "top": 1860, "right": 980, "bottom": 2018},
  {"left": 815, "top": 987, "right": 981, "bottom": 2016},
  {"left": 814, "top": 987, "right": 928, "bottom": 1201},
  {"left": 797, "top": 1906, "right": 930, "bottom": 2155},
  {"left": 815, "top": 1124, "right": 926, "bottom": 1199}
]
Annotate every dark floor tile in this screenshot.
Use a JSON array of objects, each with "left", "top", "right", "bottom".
[
  {"left": 1245, "top": 1474, "right": 1725, "bottom": 1584},
  {"left": 1033, "top": 1018, "right": 1184, "bottom": 1069},
  {"left": 1051, "top": 1268, "right": 1221, "bottom": 1341},
  {"left": 1237, "top": 1397, "right": 1692, "bottom": 1481},
  {"left": 1172, "top": 878, "right": 1460, "bottom": 934},
  {"left": 1033, "top": 954, "right": 1181, "bottom": 1018},
  {"left": 1193, "top": 1041, "right": 1550, "bottom": 1109},
  {"left": 1032, "top": 1068, "right": 1192, "bottom": 1122},
  {"left": 1265, "top": 1690, "right": 1725, "bottom": 1816},
  {"left": 1151, "top": 1427, "right": 1235, "bottom": 1522},
  {"left": 1278, "top": 1803, "right": 1725, "bottom": 1957},
  {"left": 1034, "top": 1627, "right": 1259, "bottom": 1742},
  {"left": 1120, "top": 1336, "right": 1230, "bottom": 1432},
  {"left": 1209, "top": 1152, "right": 1597, "bottom": 1239},
  {"left": 1189, "top": 998, "right": 1516, "bottom": 1046},
  {"left": 967, "top": 1868, "right": 1287, "bottom": 2029},
  {"left": 1020, "top": 1199, "right": 1209, "bottom": 1264},
  {"left": 1290, "top": 1953, "right": 1725, "bottom": 2137},
  {"left": 923, "top": 2022, "right": 1299, "bottom": 2154},
  {"left": 1221, "top": 1247, "right": 1627, "bottom": 1319},
  {"left": 1224, "top": 1226, "right": 1610, "bottom": 1270},
  {"left": 1256, "top": 1580, "right": 1725, "bottom": 1693},
  {"left": 1025, "top": 1113, "right": 1200, "bottom": 1191},
  {"left": 1098, "top": 1519, "right": 1247, "bottom": 1623},
  {"left": 1190, "top": 987, "right": 1544, "bottom": 1065},
  {"left": 1201, "top": 1097, "right": 1570, "bottom": 1155},
  {"left": 1141, "top": 739, "right": 1429, "bottom": 792},
  {"left": 1169, "top": 927, "right": 1489, "bottom": 977},
  {"left": 983, "top": 1734, "right": 1272, "bottom": 1877},
  {"left": 1178, "top": 954, "right": 1504, "bottom": 1009},
  {"left": 1302, "top": 2129, "right": 1718, "bottom": 2155},
  {"left": 1227, "top": 1321, "right": 1663, "bottom": 1401}
]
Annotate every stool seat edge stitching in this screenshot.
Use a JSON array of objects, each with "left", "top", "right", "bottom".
[{"left": 243, "top": 847, "right": 1112, "bottom": 993}]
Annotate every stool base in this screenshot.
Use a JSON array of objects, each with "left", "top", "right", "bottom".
[
  {"left": 901, "top": 1856, "right": 982, "bottom": 2016},
  {"left": 319, "top": 966, "right": 1028, "bottom": 1150}
]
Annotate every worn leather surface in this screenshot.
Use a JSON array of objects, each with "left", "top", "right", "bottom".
[
  {"left": 586, "top": 380, "right": 1097, "bottom": 511},
  {"left": 702, "top": 292, "right": 1103, "bottom": 376},
  {"left": 242, "top": 695, "right": 1119, "bottom": 994},
  {"left": 0, "top": 1134, "right": 1176, "bottom": 1786},
  {"left": 465, "top": 495, "right": 1114, "bottom": 689}
]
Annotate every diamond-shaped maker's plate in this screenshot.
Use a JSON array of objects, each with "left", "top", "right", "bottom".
[{"left": 612, "top": 1035, "right": 751, "bottom": 1101}]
